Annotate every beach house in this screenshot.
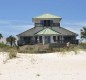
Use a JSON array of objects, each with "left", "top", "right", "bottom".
[{"left": 17, "top": 13, "right": 78, "bottom": 45}]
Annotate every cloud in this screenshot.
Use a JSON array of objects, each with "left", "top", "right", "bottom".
[
  {"left": 0, "top": 20, "right": 33, "bottom": 37},
  {"left": 62, "top": 21, "right": 86, "bottom": 26},
  {"left": 0, "top": 20, "right": 11, "bottom": 25},
  {"left": 0, "top": 25, "right": 33, "bottom": 37},
  {"left": 61, "top": 21, "right": 86, "bottom": 39},
  {"left": 0, "top": 20, "right": 32, "bottom": 25}
]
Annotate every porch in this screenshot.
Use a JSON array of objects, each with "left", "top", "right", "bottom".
[
  {"left": 18, "top": 35, "right": 78, "bottom": 46},
  {"left": 18, "top": 28, "right": 78, "bottom": 46}
]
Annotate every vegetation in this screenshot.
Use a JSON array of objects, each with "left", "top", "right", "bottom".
[
  {"left": 0, "top": 29, "right": 86, "bottom": 57},
  {"left": 6, "top": 35, "right": 16, "bottom": 46},
  {"left": 36, "top": 74, "right": 40, "bottom": 77},
  {"left": 8, "top": 48, "right": 17, "bottom": 59},
  {"left": 0, "top": 43, "right": 8, "bottom": 48},
  {"left": 79, "top": 43, "right": 86, "bottom": 49},
  {"left": 0, "top": 43, "right": 18, "bottom": 59},
  {"left": 0, "top": 43, "right": 9, "bottom": 52},
  {"left": 0, "top": 41, "right": 85, "bottom": 57},
  {"left": 80, "top": 27, "right": 86, "bottom": 42},
  {"left": 17, "top": 44, "right": 80, "bottom": 54},
  {"left": 0, "top": 33, "right": 3, "bottom": 39}
]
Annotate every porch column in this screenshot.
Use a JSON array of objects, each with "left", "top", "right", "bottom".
[
  {"left": 42, "top": 36, "right": 45, "bottom": 45},
  {"left": 59, "top": 36, "right": 61, "bottom": 43},
  {"left": 51, "top": 36, "right": 54, "bottom": 43},
  {"left": 56, "top": 36, "right": 58, "bottom": 43},
  {"left": 37, "top": 36, "right": 40, "bottom": 43},
  {"left": 61, "top": 36, "right": 64, "bottom": 43}
]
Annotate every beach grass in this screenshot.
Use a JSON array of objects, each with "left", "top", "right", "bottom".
[{"left": 0, "top": 42, "right": 86, "bottom": 55}]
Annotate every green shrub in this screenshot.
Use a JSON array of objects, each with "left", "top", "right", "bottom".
[
  {"left": 0, "top": 43, "right": 18, "bottom": 59},
  {"left": 0, "top": 43, "right": 8, "bottom": 48},
  {"left": 8, "top": 49, "right": 17, "bottom": 59},
  {"left": 36, "top": 74, "right": 40, "bottom": 77},
  {"left": 18, "top": 44, "right": 80, "bottom": 54},
  {"left": 79, "top": 43, "right": 86, "bottom": 49}
]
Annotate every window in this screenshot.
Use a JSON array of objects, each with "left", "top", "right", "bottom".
[
  {"left": 39, "top": 36, "right": 42, "bottom": 43},
  {"left": 40, "top": 20, "right": 53, "bottom": 27},
  {"left": 44, "top": 20, "right": 50, "bottom": 26},
  {"left": 53, "top": 36, "right": 57, "bottom": 42},
  {"left": 58, "top": 36, "right": 60, "bottom": 40}
]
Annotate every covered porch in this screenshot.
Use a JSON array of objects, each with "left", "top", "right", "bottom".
[
  {"left": 34, "top": 35, "right": 60, "bottom": 44},
  {"left": 18, "top": 35, "right": 78, "bottom": 46},
  {"left": 18, "top": 28, "right": 78, "bottom": 45},
  {"left": 35, "top": 28, "right": 60, "bottom": 44}
]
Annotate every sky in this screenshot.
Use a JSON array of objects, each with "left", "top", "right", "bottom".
[{"left": 0, "top": 0, "right": 86, "bottom": 38}]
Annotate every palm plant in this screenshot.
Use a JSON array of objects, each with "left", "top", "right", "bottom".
[
  {"left": 0, "top": 33, "right": 3, "bottom": 39},
  {"left": 6, "top": 35, "right": 16, "bottom": 46},
  {"left": 81, "top": 27, "right": 86, "bottom": 42}
]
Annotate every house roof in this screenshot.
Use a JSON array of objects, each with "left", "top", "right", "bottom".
[
  {"left": 33, "top": 13, "right": 61, "bottom": 19},
  {"left": 35, "top": 28, "right": 60, "bottom": 35},
  {"left": 17, "top": 26, "right": 78, "bottom": 37},
  {"left": 17, "top": 27, "right": 42, "bottom": 37}
]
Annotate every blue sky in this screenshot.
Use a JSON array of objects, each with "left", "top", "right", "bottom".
[{"left": 0, "top": 0, "right": 86, "bottom": 38}]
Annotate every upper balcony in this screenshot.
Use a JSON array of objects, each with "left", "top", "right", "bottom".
[{"left": 35, "top": 23, "right": 60, "bottom": 27}]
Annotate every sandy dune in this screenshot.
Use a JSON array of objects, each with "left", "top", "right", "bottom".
[{"left": 0, "top": 51, "right": 86, "bottom": 80}]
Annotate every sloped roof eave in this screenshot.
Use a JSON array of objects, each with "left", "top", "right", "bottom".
[{"left": 17, "top": 26, "right": 78, "bottom": 37}]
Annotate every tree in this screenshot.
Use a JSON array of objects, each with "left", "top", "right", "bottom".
[
  {"left": 0, "top": 33, "right": 3, "bottom": 39},
  {"left": 6, "top": 35, "right": 16, "bottom": 46},
  {"left": 80, "top": 27, "right": 86, "bottom": 42}
]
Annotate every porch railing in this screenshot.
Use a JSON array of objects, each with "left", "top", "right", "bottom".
[
  {"left": 18, "top": 39, "right": 79, "bottom": 46},
  {"left": 56, "top": 40, "right": 79, "bottom": 44},
  {"left": 49, "top": 40, "right": 79, "bottom": 48},
  {"left": 35, "top": 23, "right": 60, "bottom": 27}
]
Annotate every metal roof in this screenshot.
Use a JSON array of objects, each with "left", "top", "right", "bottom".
[
  {"left": 35, "top": 28, "right": 60, "bottom": 35},
  {"left": 33, "top": 13, "right": 61, "bottom": 19},
  {"left": 17, "top": 26, "right": 78, "bottom": 37},
  {"left": 17, "top": 27, "right": 43, "bottom": 36}
]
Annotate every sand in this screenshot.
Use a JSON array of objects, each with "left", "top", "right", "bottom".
[{"left": 0, "top": 51, "right": 86, "bottom": 80}]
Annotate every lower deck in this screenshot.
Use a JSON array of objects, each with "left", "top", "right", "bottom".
[{"left": 18, "top": 35, "right": 78, "bottom": 46}]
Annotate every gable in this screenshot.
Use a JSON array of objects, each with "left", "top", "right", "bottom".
[{"left": 35, "top": 28, "right": 60, "bottom": 35}]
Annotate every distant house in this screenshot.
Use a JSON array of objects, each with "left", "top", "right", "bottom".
[{"left": 17, "top": 13, "right": 78, "bottom": 45}]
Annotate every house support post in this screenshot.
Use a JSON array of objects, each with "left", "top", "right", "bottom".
[
  {"left": 61, "top": 36, "right": 64, "bottom": 43},
  {"left": 37, "top": 36, "right": 40, "bottom": 44},
  {"left": 42, "top": 36, "right": 45, "bottom": 45},
  {"left": 56, "top": 36, "right": 58, "bottom": 43},
  {"left": 59, "top": 36, "right": 61, "bottom": 43},
  {"left": 51, "top": 36, "right": 54, "bottom": 43}
]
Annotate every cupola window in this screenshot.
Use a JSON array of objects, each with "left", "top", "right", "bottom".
[{"left": 40, "top": 20, "right": 53, "bottom": 26}]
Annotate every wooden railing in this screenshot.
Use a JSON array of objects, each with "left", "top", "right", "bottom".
[
  {"left": 56, "top": 40, "right": 79, "bottom": 44},
  {"left": 18, "top": 39, "right": 79, "bottom": 46},
  {"left": 35, "top": 23, "right": 60, "bottom": 27},
  {"left": 49, "top": 40, "right": 79, "bottom": 48}
]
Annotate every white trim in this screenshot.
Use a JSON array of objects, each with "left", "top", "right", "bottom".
[{"left": 42, "top": 36, "right": 45, "bottom": 45}]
